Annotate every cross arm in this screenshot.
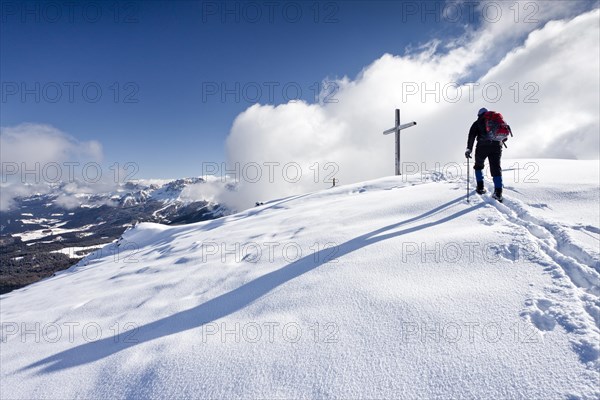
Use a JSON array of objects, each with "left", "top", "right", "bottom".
[{"left": 382, "top": 121, "right": 417, "bottom": 135}]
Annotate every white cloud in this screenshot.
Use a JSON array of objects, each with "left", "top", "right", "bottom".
[
  {"left": 180, "top": 180, "right": 226, "bottom": 203},
  {"left": 53, "top": 194, "right": 84, "bottom": 210},
  {"left": 479, "top": 11, "right": 600, "bottom": 159},
  {"left": 1, "top": 123, "right": 102, "bottom": 168},
  {"left": 222, "top": 6, "right": 600, "bottom": 210},
  {"left": 0, "top": 182, "right": 47, "bottom": 211},
  {"left": 0, "top": 124, "right": 104, "bottom": 210}
]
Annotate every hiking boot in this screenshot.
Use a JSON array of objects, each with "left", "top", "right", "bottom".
[
  {"left": 476, "top": 181, "right": 487, "bottom": 195},
  {"left": 492, "top": 188, "right": 503, "bottom": 202}
]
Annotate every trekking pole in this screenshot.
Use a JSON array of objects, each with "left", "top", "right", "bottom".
[
  {"left": 466, "top": 156, "right": 470, "bottom": 203},
  {"left": 504, "top": 125, "right": 513, "bottom": 148}
]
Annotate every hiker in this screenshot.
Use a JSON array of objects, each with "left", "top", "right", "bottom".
[{"left": 465, "top": 107, "right": 510, "bottom": 202}]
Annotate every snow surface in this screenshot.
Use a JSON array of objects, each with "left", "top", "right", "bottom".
[
  {"left": 1, "top": 159, "right": 598, "bottom": 399},
  {"left": 15, "top": 223, "right": 97, "bottom": 243},
  {"left": 50, "top": 246, "right": 105, "bottom": 259}
]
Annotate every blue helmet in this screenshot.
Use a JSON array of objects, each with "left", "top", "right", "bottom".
[{"left": 478, "top": 107, "right": 488, "bottom": 116}]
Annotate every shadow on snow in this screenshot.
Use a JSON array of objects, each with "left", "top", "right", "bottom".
[{"left": 23, "top": 195, "right": 484, "bottom": 374}]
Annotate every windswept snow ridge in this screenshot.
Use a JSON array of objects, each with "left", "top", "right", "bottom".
[{"left": 0, "top": 159, "right": 598, "bottom": 399}]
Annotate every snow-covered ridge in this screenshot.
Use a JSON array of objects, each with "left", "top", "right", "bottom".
[
  {"left": 2, "top": 176, "right": 230, "bottom": 239},
  {"left": 3, "top": 177, "right": 212, "bottom": 210},
  {"left": 1, "top": 159, "right": 598, "bottom": 398}
]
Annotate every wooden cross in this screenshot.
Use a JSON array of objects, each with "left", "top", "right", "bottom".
[{"left": 382, "top": 109, "right": 417, "bottom": 175}]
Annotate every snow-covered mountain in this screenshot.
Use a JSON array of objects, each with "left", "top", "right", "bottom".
[
  {"left": 1, "top": 159, "right": 598, "bottom": 398},
  {"left": 1, "top": 177, "right": 227, "bottom": 234},
  {"left": 0, "top": 177, "right": 229, "bottom": 293}
]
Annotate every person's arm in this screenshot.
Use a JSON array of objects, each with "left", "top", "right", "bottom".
[{"left": 466, "top": 121, "right": 478, "bottom": 152}]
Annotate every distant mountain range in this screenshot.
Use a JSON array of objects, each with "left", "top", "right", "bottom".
[{"left": 0, "top": 178, "right": 230, "bottom": 293}]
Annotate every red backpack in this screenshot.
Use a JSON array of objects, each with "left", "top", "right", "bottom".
[{"left": 482, "top": 111, "right": 512, "bottom": 142}]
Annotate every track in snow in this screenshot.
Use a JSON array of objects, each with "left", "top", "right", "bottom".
[{"left": 467, "top": 182, "right": 600, "bottom": 369}]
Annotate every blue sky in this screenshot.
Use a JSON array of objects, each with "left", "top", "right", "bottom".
[{"left": 1, "top": 0, "right": 474, "bottom": 178}]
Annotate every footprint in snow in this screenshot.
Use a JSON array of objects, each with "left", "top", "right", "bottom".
[
  {"left": 536, "top": 298, "right": 553, "bottom": 311},
  {"left": 530, "top": 310, "right": 557, "bottom": 331},
  {"left": 522, "top": 298, "right": 557, "bottom": 332},
  {"left": 528, "top": 203, "right": 551, "bottom": 209},
  {"left": 490, "top": 243, "right": 521, "bottom": 262},
  {"left": 477, "top": 216, "right": 497, "bottom": 226}
]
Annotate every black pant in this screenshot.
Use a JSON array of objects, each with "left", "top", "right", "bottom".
[{"left": 474, "top": 141, "right": 502, "bottom": 177}]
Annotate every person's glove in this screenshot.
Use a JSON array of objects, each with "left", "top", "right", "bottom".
[{"left": 465, "top": 148, "right": 472, "bottom": 159}]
